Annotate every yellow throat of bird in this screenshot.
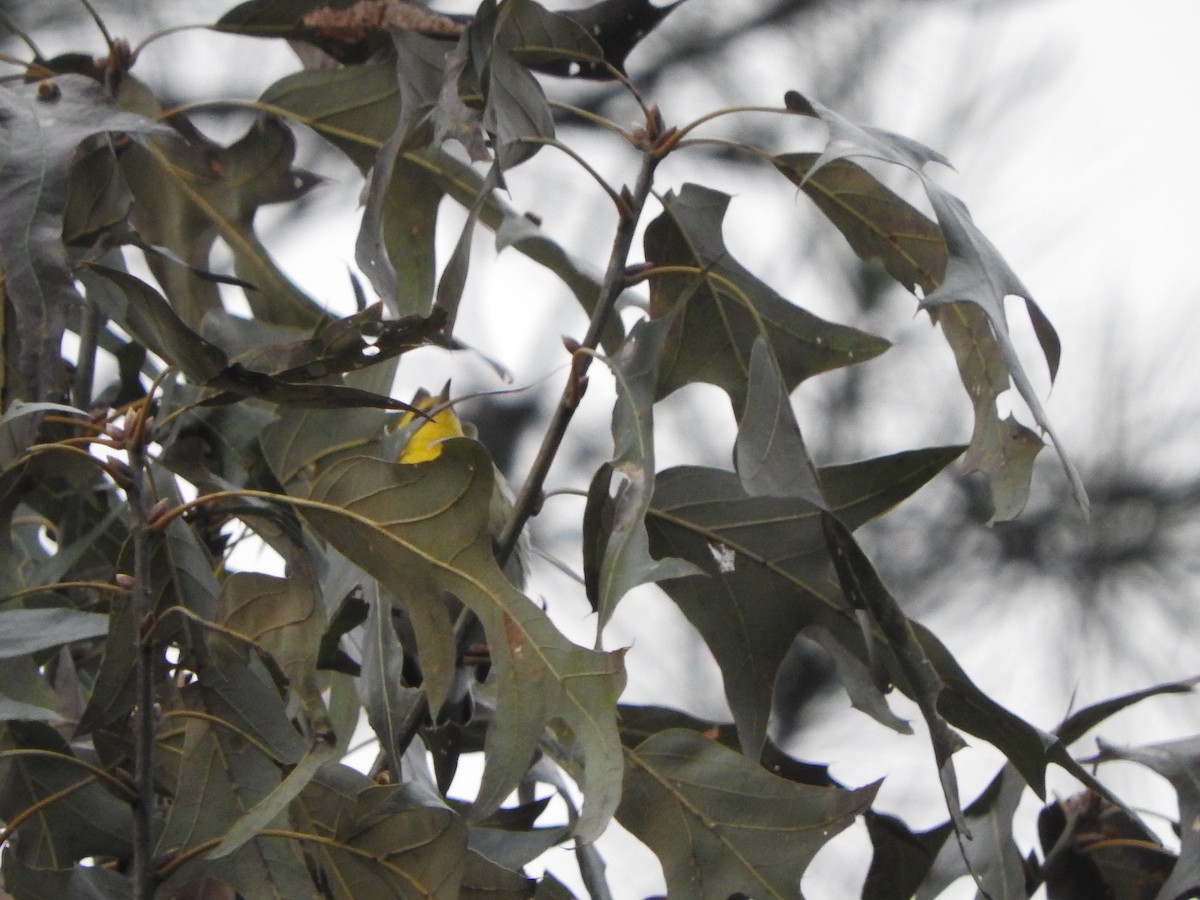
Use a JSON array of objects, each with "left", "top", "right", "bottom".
[{"left": 396, "top": 387, "right": 465, "bottom": 464}]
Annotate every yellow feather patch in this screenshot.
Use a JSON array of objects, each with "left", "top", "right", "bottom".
[{"left": 397, "top": 392, "right": 465, "bottom": 464}]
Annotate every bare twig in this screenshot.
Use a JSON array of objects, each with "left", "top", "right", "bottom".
[
  {"left": 495, "top": 145, "right": 661, "bottom": 563},
  {"left": 125, "top": 397, "right": 159, "bottom": 900}
]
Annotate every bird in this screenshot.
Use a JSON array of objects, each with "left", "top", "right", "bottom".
[{"left": 394, "top": 382, "right": 529, "bottom": 589}]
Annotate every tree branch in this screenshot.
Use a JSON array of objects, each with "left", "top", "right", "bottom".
[
  {"left": 494, "top": 146, "right": 660, "bottom": 564},
  {"left": 125, "top": 407, "right": 158, "bottom": 900}
]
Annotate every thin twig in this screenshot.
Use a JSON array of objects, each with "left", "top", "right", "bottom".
[
  {"left": 77, "top": 0, "right": 114, "bottom": 50},
  {"left": 514, "top": 136, "right": 624, "bottom": 210},
  {"left": 0, "top": 10, "right": 44, "bottom": 59},
  {"left": 126, "top": 396, "right": 159, "bottom": 900},
  {"left": 495, "top": 147, "right": 661, "bottom": 563},
  {"left": 132, "top": 23, "right": 211, "bottom": 57}
]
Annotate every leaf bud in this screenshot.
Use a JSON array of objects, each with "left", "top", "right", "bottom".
[
  {"left": 103, "top": 457, "right": 133, "bottom": 488},
  {"left": 145, "top": 498, "right": 172, "bottom": 529}
]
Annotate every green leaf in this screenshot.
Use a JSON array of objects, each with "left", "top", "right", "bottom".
[
  {"left": 208, "top": 742, "right": 337, "bottom": 862},
  {"left": 461, "top": 849, "right": 539, "bottom": 897},
  {"left": 0, "top": 656, "right": 61, "bottom": 716},
  {"left": 156, "top": 381, "right": 281, "bottom": 494},
  {"left": 356, "top": 31, "right": 451, "bottom": 316},
  {"left": 617, "top": 729, "right": 876, "bottom": 899},
  {"left": 501, "top": 0, "right": 606, "bottom": 72},
  {"left": 646, "top": 477, "right": 832, "bottom": 758},
  {"left": 0, "top": 402, "right": 88, "bottom": 458},
  {"left": 920, "top": 184, "right": 1086, "bottom": 516},
  {"left": 467, "top": 816, "right": 569, "bottom": 874},
  {"left": 911, "top": 620, "right": 1051, "bottom": 798},
  {"left": 433, "top": 162, "right": 500, "bottom": 329},
  {"left": 820, "top": 513, "right": 970, "bottom": 836},
  {"left": 551, "top": 0, "right": 686, "bottom": 79},
  {"left": 359, "top": 582, "right": 428, "bottom": 775},
  {"left": 293, "top": 762, "right": 469, "bottom": 900},
  {"left": 0, "top": 608, "right": 108, "bottom": 658},
  {"left": 616, "top": 703, "right": 739, "bottom": 749},
  {"left": 535, "top": 872, "right": 578, "bottom": 899},
  {"left": 644, "top": 184, "right": 890, "bottom": 411},
  {"left": 821, "top": 447, "right": 966, "bottom": 527},
  {"left": 862, "top": 811, "right": 953, "bottom": 900},
  {"left": 646, "top": 448, "right": 1047, "bottom": 776},
  {"left": 196, "top": 629, "right": 308, "bottom": 765},
  {"left": 0, "top": 721, "right": 134, "bottom": 867},
  {"left": 616, "top": 703, "right": 837, "bottom": 786},
  {"left": 260, "top": 63, "right": 401, "bottom": 171},
  {"left": 219, "top": 0, "right": 674, "bottom": 81},
  {"left": 593, "top": 316, "right": 702, "bottom": 628},
  {"left": 218, "top": 571, "right": 330, "bottom": 731},
  {"left": 0, "top": 694, "right": 59, "bottom": 723},
  {"left": 121, "top": 114, "right": 325, "bottom": 330},
  {"left": 0, "top": 74, "right": 172, "bottom": 400},
  {"left": 74, "top": 595, "right": 139, "bottom": 735},
  {"left": 775, "top": 151, "right": 1044, "bottom": 523},
  {"left": 63, "top": 136, "right": 132, "bottom": 245},
  {"left": 430, "top": 37, "right": 491, "bottom": 162},
  {"left": 772, "top": 152, "right": 945, "bottom": 295},
  {"left": 0, "top": 855, "right": 131, "bottom": 900},
  {"left": 802, "top": 626, "right": 912, "bottom": 734},
  {"left": 259, "top": 63, "right": 623, "bottom": 348},
  {"left": 734, "top": 335, "right": 824, "bottom": 505},
  {"left": 372, "top": 155, "right": 445, "bottom": 317},
  {"left": 782, "top": 90, "right": 952, "bottom": 179},
  {"left": 782, "top": 91, "right": 1083, "bottom": 519},
  {"left": 582, "top": 461, "right": 616, "bottom": 614},
  {"left": 82, "top": 265, "right": 230, "bottom": 383},
  {"left": 298, "top": 442, "right": 625, "bottom": 841},
  {"left": 1093, "top": 735, "right": 1200, "bottom": 900},
  {"left": 645, "top": 446, "right": 957, "bottom": 756},
  {"left": 259, "top": 401, "right": 390, "bottom": 490},
  {"left": 1056, "top": 679, "right": 1196, "bottom": 748},
  {"left": 865, "top": 764, "right": 1031, "bottom": 900},
  {"left": 216, "top": 0, "right": 342, "bottom": 34},
  {"left": 478, "top": 0, "right": 556, "bottom": 169},
  {"left": 155, "top": 716, "right": 318, "bottom": 898},
  {"left": 929, "top": 294, "right": 1047, "bottom": 523},
  {"left": 148, "top": 468, "right": 222, "bottom": 620},
  {"left": 915, "top": 765, "right": 1029, "bottom": 900}
]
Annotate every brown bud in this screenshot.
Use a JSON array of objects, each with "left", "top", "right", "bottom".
[
  {"left": 145, "top": 498, "right": 172, "bottom": 528},
  {"left": 103, "top": 457, "right": 133, "bottom": 488},
  {"left": 624, "top": 261, "right": 654, "bottom": 284},
  {"left": 35, "top": 79, "right": 61, "bottom": 102},
  {"left": 647, "top": 104, "right": 665, "bottom": 138}
]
